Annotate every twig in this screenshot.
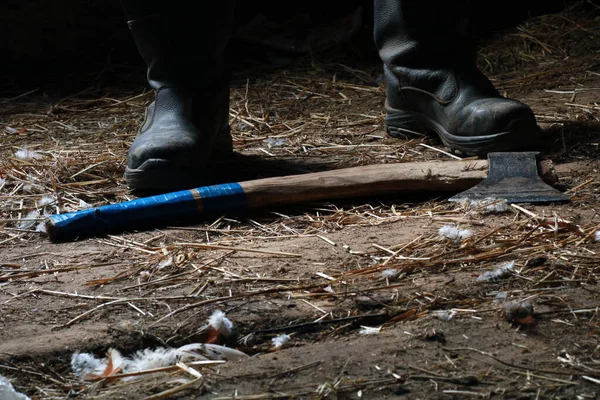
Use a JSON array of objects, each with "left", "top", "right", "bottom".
[
  {"left": 100, "top": 361, "right": 225, "bottom": 382},
  {"left": 582, "top": 376, "right": 600, "bottom": 385},
  {"left": 143, "top": 377, "right": 203, "bottom": 400},
  {"left": 510, "top": 204, "right": 539, "bottom": 218},
  {"left": 150, "top": 283, "right": 325, "bottom": 326},
  {"left": 0, "top": 262, "right": 121, "bottom": 282},
  {"left": 266, "top": 360, "right": 324, "bottom": 379},
  {"left": 1, "top": 88, "right": 39, "bottom": 103},
  {"left": 417, "top": 143, "right": 462, "bottom": 160},
  {"left": 15, "top": 289, "right": 196, "bottom": 303},
  {"left": 512, "top": 371, "right": 578, "bottom": 385},
  {"left": 251, "top": 312, "right": 389, "bottom": 334},
  {"left": 59, "top": 299, "right": 130, "bottom": 327},
  {"left": 566, "top": 178, "right": 595, "bottom": 194},
  {"left": 173, "top": 242, "right": 300, "bottom": 257},
  {"left": 442, "top": 347, "right": 580, "bottom": 376}
]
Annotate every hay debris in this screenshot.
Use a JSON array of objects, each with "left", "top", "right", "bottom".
[{"left": 0, "top": 1, "right": 599, "bottom": 397}]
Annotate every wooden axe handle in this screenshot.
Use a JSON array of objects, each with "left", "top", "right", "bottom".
[
  {"left": 241, "top": 159, "right": 555, "bottom": 207},
  {"left": 46, "top": 159, "right": 557, "bottom": 241}
]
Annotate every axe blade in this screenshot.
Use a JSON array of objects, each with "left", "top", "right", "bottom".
[{"left": 448, "top": 152, "right": 569, "bottom": 204}]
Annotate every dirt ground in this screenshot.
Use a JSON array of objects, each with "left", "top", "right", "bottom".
[{"left": 1, "top": 2, "right": 599, "bottom": 399}]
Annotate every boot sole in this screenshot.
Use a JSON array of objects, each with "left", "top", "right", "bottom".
[
  {"left": 125, "top": 160, "right": 215, "bottom": 192},
  {"left": 385, "top": 107, "right": 540, "bottom": 156},
  {"left": 125, "top": 138, "right": 234, "bottom": 193}
]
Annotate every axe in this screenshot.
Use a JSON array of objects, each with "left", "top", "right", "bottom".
[{"left": 46, "top": 152, "right": 568, "bottom": 241}]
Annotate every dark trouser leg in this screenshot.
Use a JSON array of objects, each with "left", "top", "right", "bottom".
[
  {"left": 374, "top": 0, "right": 539, "bottom": 155},
  {"left": 120, "top": 0, "right": 235, "bottom": 191}
]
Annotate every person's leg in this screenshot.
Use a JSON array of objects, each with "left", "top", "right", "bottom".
[
  {"left": 374, "top": 0, "right": 539, "bottom": 155},
  {"left": 120, "top": 0, "right": 235, "bottom": 191}
]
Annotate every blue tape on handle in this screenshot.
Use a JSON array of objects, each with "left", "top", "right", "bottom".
[
  {"left": 196, "top": 182, "right": 248, "bottom": 214},
  {"left": 47, "top": 182, "right": 248, "bottom": 240}
]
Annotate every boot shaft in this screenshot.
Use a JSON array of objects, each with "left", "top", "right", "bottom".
[
  {"left": 374, "top": 0, "right": 497, "bottom": 106},
  {"left": 374, "top": 0, "right": 473, "bottom": 69},
  {"left": 121, "top": 1, "right": 235, "bottom": 91}
]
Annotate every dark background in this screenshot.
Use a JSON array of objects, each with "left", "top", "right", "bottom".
[{"left": 0, "top": 0, "right": 571, "bottom": 96}]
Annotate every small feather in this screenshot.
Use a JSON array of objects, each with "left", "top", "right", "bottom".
[
  {"left": 271, "top": 334, "right": 292, "bottom": 349},
  {"left": 359, "top": 326, "right": 381, "bottom": 335},
  {"left": 18, "top": 210, "right": 40, "bottom": 229},
  {"left": 493, "top": 291, "right": 508, "bottom": 302},
  {"left": 123, "top": 347, "right": 183, "bottom": 373},
  {"left": 156, "top": 256, "right": 173, "bottom": 270},
  {"left": 78, "top": 199, "right": 92, "bottom": 209},
  {"left": 14, "top": 148, "right": 42, "bottom": 160},
  {"left": 381, "top": 268, "right": 400, "bottom": 280},
  {"left": 208, "top": 310, "right": 234, "bottom": 337},
  {"left": 438, "top": 225, "right": 473, "bottom": 241},
  {"left": 38, "top": 195, "right": 56, "bottom": 207},
  {"left": 179, "top": 343, "right": 248, "bottom": 361},
  {"left": 431, "top": 310, "right": 456, "bottom": 321},
  {"left": 0, "top": 375, "right": 30, "bottom": 400},
  {"left": 71, "top": 352, "right": 106, "bottom": 379},
  {"left": 98, "top": 348, "right": 124, "bottom": 378},
  {"left": 71, "top": 343, "right": 247, "bottom": 381},
  {"left": 477, "top": 261, "right": 515, "bottom": 282}
]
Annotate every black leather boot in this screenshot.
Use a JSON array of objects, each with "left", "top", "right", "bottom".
[
  {"left": 121, "top": 1, "right": 235, "bottom": 191},
  {"left": 374, "top": 0, "right": 540, "bottom": 155}
]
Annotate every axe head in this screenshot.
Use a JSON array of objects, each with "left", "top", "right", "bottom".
[{"left": 449, "top": 152, "right": 569, "bottom": 204}]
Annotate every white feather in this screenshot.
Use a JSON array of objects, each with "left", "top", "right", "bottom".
[
  {"left": 438, "top": 225, "right": 473, "bottom": 241},
  {"left": 22, "top": 174, "right": 42, "bottom": 193},
  {"left": 493, "top": 291, "right": 508, "bottom": 302},
  {"left": 72, "top": 343, "right": 248, "bottom": 380},
  {"left": 123, "top": 347, "right": 183, "bottom": 373},
  {"left": 106, "top": 348, "right": 125, "bottom": 374},
  {"left": 0, "top": 375, "right": 30, "bottom": 400},
  {"left": 271, "top": 334, "right": 292, "bottom": 349},
  {"left": 381, "top": 269, "right": 400, "bottom": 280},
  {"left": 140, "top": 270, "right": 152, "bottom": 280},
  {"left": 179, "top": 343, "right": 248, "bottom": 361},
  {"left": 359, "top": 326, "right": 381, "bottom": 335},
  {"left": 208, "top": 310, "right": 234, "bottom": 336},
  {"left": 78, "top": 199, "right": 92, "bottom": 209},
  {"left": 595, "top": 230, "right": 600, "bottom": 242},
  {"left": 38, "top": 195, "right": 56, "bottom": 207},
  {"left": 156, "top": 256, "right": 173, "bottom": 270},
  {"left": 14, "top": 148, "right": 42, "bottom": 161},
  {"left": 71, "top": 352, "right": 107, "bottom": 378},
  {"left": 18, "top": 210, "right": 40, "bottom": 229},
  {"left": 431, "top": 310, "right": 456, "bottom": 321},
  {"left": 477, "top": 261, "right": 515, "bottom": 282}
]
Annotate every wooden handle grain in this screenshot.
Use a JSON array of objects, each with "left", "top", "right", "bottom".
[{"left": 239, "top": 159, "right": 556, "bottom": 208}]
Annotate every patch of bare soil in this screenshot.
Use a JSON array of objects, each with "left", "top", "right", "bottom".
[{"left": 1, "top": 2, "right": 599, "bottom": 399}]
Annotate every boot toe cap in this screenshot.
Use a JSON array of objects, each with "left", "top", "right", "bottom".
[
  {"left": 127, "top": 130, "right": 206, "bottom": 170},
  {"left": 457, "top": 98, "right": 538, "bottom": 137}
]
